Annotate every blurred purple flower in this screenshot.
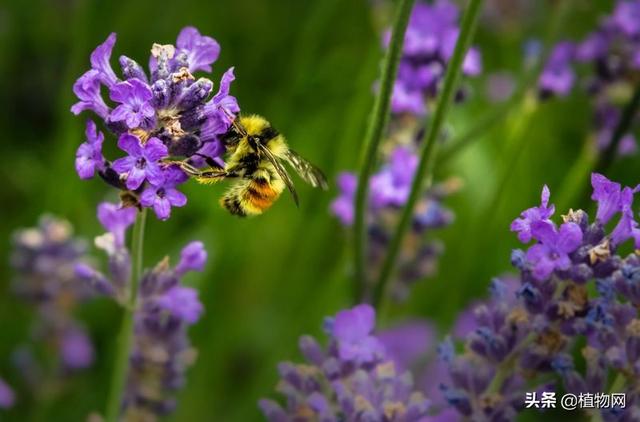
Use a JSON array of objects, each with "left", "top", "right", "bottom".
[
  {"left": 378, "top": 320, "right": 435, "bottom": 372},
  {"left": 330, "top": 172, "right": 357, "bottom": 226},
  {"left": 387, "top": 0, "right": 482, "bottom": 114},
  {"left": 61, "top": 327, "right": 94, "bottom": 370},
  {"left": 613, "top": 0, "right": 640, "bottom": 36},
  {"left": 97, "top": 201, "right": 137, "bottom": 248},
  {"left": 10, "top": 216, "right": 95, "bottom": 374},
  {"left": 156, "top": 286, "right": 203, "bottom": 324},
  {"left": 175, "top": 241, "right": 207, "bottom": 276},
  {"left": 539, "top": 41, "right": 575, "bottom": 97},
  {"left": 260, "top": 304, "right": 430, "bottom": 421},
  {"left": 332, "top": 304, "right": 385, "bottom": 364},
  {"left": 0, "top": 378, "right": 14, "bottom": 409}
]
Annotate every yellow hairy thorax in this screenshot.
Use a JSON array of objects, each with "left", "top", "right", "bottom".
[{"left": 238, "top": 115, "right": 270, "bottom": 135}]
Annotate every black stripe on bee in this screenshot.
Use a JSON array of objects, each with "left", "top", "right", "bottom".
[
  {"left": 222, "top": 196, "right": 246, "bottom": 217},
  {"left": 260, "top": 126, "right": 279, "bottom": 141}
]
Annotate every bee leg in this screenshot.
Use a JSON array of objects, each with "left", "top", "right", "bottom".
[
  {"left": 162, "top": 160, "right": 206, "bottom": 177},
  {"left": 193, "top": 153, "right": 224, "bottom": 169}
]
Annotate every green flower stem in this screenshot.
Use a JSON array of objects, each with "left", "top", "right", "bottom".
[
  {"left": 555, "top": 82, "right": 640, "bottom": 214},
  {"left": 554, "top": 135, "right": 597, "bottom": 214},
  {"left": 371, "top": 0, "right": 485, "bottom": 310},
  {"left": 439, "top": 0, "right": 572, "bottom": 166},
  {"left": 594, "top": 83, "right": 640, "bottom": 175},
  {"left": 353, "top": 0, "right": 416, "bottom": 301},
  {"left": 105, "top": 208, "right": 148, "bottom": 422}
]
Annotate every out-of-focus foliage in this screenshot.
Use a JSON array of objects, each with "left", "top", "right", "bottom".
[{"left": 0, "top": 0, "right": 634, "bottom": 420}]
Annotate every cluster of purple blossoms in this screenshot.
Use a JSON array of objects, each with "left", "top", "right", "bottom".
[
  {"left": 72, "top": 27, "right": 239, "bottom": 220},
  {"left": 539, "top": 0, "right": 640, "bottom": 155},
  {"left": 259, "top": 304, "right": 431, "bottom": 421},
  {"left": 0, "top": 378, "right": 14, "bottom": 409},
  {"left": 438, "top": 173, "right": 640, "bottom": 420},
  {"left": 10, "top": 216, "right": 95, "bottom": 373},
  {"left": 331, "top": 146, "right": 457, "bottom": 301},
  {"left": 388, "top": 0, "right": 482, "bottom": 115},
  {"left": 75, "top": 202, "right": 206, "bottom": 419}
]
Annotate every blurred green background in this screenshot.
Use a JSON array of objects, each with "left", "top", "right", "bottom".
[{"left": 0, "top": 0, "right": 635, "bottom": 420}]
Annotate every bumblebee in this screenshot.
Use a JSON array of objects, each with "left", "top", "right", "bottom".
[{"left": 174, "top": 114, "right": 328, "bottom": 216}]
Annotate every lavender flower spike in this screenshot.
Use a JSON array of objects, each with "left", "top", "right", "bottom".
[
  {"left": 442, "top": 172, "right": 640, "bottom": 420},
  {"left": 260, "top": 304, "right": 430, "bottom": 421},
  {"left": 72, "top": 26, "right": 240, "bottom": 221}
]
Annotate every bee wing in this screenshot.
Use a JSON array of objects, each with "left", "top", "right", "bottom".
[
  {"left": 285, "top": 149, "right": 329, "bottom": 190},
  {"left": 257, "top": 143, "right": 299, "bottom": 207}
]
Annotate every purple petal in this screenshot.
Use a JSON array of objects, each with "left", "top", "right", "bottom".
[
  {"left": 153, "top": 196, "right": 172, "bottom": 220},
  {"left": 111, "top": 155, "right": 136, "bottom": 174},
  {"left": 139, "top": 187, "right": 156, "bottom": 207},
  {"left": 556, "top": 222, "right": 583, "bottom": 254},
  {"left": 0, "top": 378, "right": 14, "bottom": 409},
  {"left": 125, "top": 166, "right": 147, "bottom": 190},
  {"left": 333, "top": 304, "right": 376, "bottom": 343},
  {"left": 166, "top": 188, "right": 187, "bottom": 207},
  {"left": 176, "top": 26, "right": 221, "bottom": 73},
  {"left": 156, "top": 286, "right": 204, "bottom": 324},
  {"left": 530, "top": 220, "right": 558, "bottom": 245},
  {"left": 117, "top": 133, "right": 143, "bottom": 156},
  {"left": 143, "top": 137, "right": 169, "bottom": 161},
  {"left": 90, "top": 33, "right": 118, "bottom": 86},
  {"left": 61, "top": 327, "right": 94, "bottom": 369},
  {"left": 175, "top": 241, "right": 208, "bottom": 275}
]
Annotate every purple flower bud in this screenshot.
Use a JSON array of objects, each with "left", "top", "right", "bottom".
[
  {"left": 75, "top": 120, "right": 105, "bottom": 179},
  {"left": 61, "top": 327, "right": 94, "bottom": 370},
  {"left": 119, "top": 55, "right": 148, "bottom": 82},
  {"left": 90, "top": 32, "right": 118, "bottom": 87},
  {"left": 97, "top": 202, "right": 137, "bottom": 248},
  {"left": 156, "top": 286, "right": 203, "bottom": 325},
  {"left": 175, "top": 241, "right": 207, "bottom": 276}
]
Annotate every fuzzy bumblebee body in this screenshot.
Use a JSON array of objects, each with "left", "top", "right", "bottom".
[{"left": 183, "top": 114, "right": 327, "bottom": 217}]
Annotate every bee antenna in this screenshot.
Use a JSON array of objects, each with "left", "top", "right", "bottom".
[{"left": 218, "top": 106, "right": 247, "bottom": 137}]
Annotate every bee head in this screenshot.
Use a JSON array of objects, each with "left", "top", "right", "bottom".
[{"left": 220, "top": 127, "right": 242, "bottom": 150}]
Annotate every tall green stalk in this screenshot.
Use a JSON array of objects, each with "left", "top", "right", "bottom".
[
  {"left": 105, "top": 208, "right": 148, "bottom": 422},
  {"left": 353, "top": 0, "right": 416, "bottom": 301},
  {"left": 372, "top": 0, "right": 485, "bottom": 309}
]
